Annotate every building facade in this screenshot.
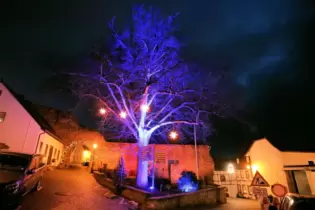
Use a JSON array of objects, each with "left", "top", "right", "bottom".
[
  {"left": 0, "top": 82, "right": 64, "bottom": 166},
  {"left": 214, "top": 138, "right": 315, "bottom": 198},
  {"left": 214, "top": 168, "right": 254, "bottom": 199},
  {"left": 245, "top": 138, "right": 315, "bottom": 196}
]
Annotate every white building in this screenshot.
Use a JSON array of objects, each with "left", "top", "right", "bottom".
[
  {"left": 0, "top": 81, "right": 64, "bottom": 166},
  {"left": 214, "top": 162, "right": 255, "bottom": 199},
  {"left": 214, "top": 138, "right": 315, "bottom": 198}
]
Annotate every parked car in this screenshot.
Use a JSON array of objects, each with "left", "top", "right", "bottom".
[
  {"left": 0, "top": 151, "right": 46, "bottom": 209},
  {"left": 280, "top": 193, "right": 315, "bottom": 210}
]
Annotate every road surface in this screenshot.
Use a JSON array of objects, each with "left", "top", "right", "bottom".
[
  {"left": 20, "top": 166, "right": 133, "bottom": 210},
  {"left": 20, "top": 166, "right": 260, "bottom": 210}
]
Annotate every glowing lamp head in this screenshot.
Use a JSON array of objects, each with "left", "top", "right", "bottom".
[
  {"left": 99, "top": 108, "right": 106, "bottom": 115},
  {"left": 141, "top": 104, "right": 150, "bottom": 112},
  {"left": 246, "top": 165, "right": 251, "bottom": 169},
  {"left": 169, "top": 131, "right": 178, "bottom": 140},
  {"left": 227, "top": 163, "right": 235, "bottom": 174},
  {"left": 119, "top": 111, "right": 127, "bottom": 119},
  {"left": 252, "top": 164, "right": 258, "bottom": 172},
  {"left": 93, "top": 144, "right": 98, "bottom": 149}
]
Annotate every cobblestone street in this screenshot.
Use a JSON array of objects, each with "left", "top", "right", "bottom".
[{"left": 20, "top": 166, "right": 133, "bottom": 210}]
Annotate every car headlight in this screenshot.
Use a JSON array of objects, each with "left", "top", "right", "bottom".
[{"left": 5, "top": 180, "right": 21, "bottom": 194}]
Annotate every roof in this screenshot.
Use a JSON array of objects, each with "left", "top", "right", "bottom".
[
  {"left": 245, "top": 138, "right": 315, "bottom": 155},
  {"left": 0, "top": 80, "right": 63, "bottom": 143}
]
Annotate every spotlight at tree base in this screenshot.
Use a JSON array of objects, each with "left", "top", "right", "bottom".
[
  {"left": 141, "top": 104, "right": 150, "bottom": 112},
  {"left": 119, "top": 111, "right": 127, "bottom": 119},
  {"left": 169, "top": 131, "right": 178, "bottom": 140},
  {"left": 99, "top": 108, "right": 106, "bottom": 115}
]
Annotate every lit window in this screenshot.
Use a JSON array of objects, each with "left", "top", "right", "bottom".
[
  {"left": 0, "top": 112, "right": 6, "bottom": 123},
  {"left": 220, "top": 175, "right": 226, "bottom": 182},
  {"left": 245, "top": 171, "right": 249, "bottom": 179}
]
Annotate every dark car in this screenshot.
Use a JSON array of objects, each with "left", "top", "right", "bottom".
[
  {"left": 0, "top": 151, "right": 46, "bottom": 209},
  {"left": 280, "top": 193, "right": 315, "bottom": 210}
]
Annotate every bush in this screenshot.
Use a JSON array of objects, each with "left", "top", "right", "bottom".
[
  {"left": 177, "top": 171, "right": 198, "bottom": 192},
  {"left": 113, "top": 157, "right": 127, "bottom": 194}
]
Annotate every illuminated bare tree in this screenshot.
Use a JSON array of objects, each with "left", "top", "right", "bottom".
[{"left": 71, "top": 5, "right": 227, "bottom": 188}]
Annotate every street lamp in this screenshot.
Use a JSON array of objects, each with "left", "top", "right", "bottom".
[
  {"left": 141, "top": 104, "right": 150, "bottom": 112},
  {"left": 90, "top": 143, "right": 98, "bottom": 173},
  {"left": 169, "top": 131, "right": 178, "bottom": 140},
  {"left": 99, "top": 108, "right": 106, "bottom": 115},
  {"left": 119, "top": 111, "right": 127, "bottom": 119}
]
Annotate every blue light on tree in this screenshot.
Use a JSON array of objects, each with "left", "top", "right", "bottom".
[{"left": 177, "top": 171, "right": 199, "bottom": 193}]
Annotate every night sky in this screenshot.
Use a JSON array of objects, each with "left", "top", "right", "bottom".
[{"left": 1, "top": 0, "right": 314, "bottom": 159}]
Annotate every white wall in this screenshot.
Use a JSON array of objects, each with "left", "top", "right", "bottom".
[
  {"left": 0, "top": 83, "right": 64, "bottom": 165},
  {"left": 37, "top": 133, "right": 64, "bottom": 166},
  {"left": 0, "top": 83, "right": 41, "bottom": 153},
  {"left": 246, "top": 138, "right": 288, "bottom": 195},
  {"left": 282, "top": 152, "right": 315, "bottom": 165}
]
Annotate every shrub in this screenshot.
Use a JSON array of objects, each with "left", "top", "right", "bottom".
[{"left": 177, "top": 171, "right": 198, "bottom": 192}]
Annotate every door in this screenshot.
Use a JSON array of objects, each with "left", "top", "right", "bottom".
[
  {"left": 47, "top": 146, "right": 54, "bottom": 164},
  {"left": 294, "top": 170, "right": 312, "bottom": 195}
]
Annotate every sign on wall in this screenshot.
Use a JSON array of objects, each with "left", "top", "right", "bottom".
[{"left": 250, "top": 171, "right": 270, "bottom": 187}]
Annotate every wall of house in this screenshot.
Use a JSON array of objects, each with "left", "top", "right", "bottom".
[
  {"left": 214, "top": 170, "right": 254, "bottom": 199},
  {"left": 282, "top": 152, "right": 315, "bottom": 166},
  {"left": 245, "top": 138, "right": 288, "bottom": 195},
  {"left": 37, "top": 133, "right": 64, "bottom": 166},
  {"left": 0, "top": 83, "right": 41, "bottom": 153}
]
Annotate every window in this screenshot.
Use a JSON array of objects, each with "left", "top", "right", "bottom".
[
  {"left": 57, "top": 150, "right": 60, "bottom": 160},
  {"left": 248, "top": 186, "right": 252, "bottom": 195},
  {"left": 44, "top": 144, "right": 48, "bottom": 157},
  {"left": 245, "top": 170, "right": 249, "bottom": 179},
  {"left": 0, "top": 90, "right": 2, "bottom": 96},
  {"left": 237, "top": 184, "right": 242, "bottom": 193},
  {"left": 242, "top": 185, "right": 246, "bottom": 193},
  {"left": 240, "top": 171, "right": 244, "bottom": 178},
  {"left": 236, "top": 171, "right": 240, "bottom": 179},
  {"left": 0, "top": 112, "right": 6, "bottom": 123},
  {"left": 39, "top": 142, "right": 43, "bottom": 154},
  {"left": 220, "top": 175, "right": 226, "bottom": 182}
]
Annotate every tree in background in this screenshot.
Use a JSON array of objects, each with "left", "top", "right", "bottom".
[
  {"left": 114, "top": 157, "right": 127, "bottom": 190},
  {"left": 71, "top": 5, "right": 235, "bottom": 188}
]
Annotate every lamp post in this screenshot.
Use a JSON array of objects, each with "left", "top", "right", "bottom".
[{"left": 90, "top": 143, "right": 98, "bottom": 173}]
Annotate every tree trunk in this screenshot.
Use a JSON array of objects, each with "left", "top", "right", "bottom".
[{"left": 136, "top": 150, "right": 148, "bottom": 188}]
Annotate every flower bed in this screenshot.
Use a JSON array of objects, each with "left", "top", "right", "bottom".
[{"left": 93, "top": 172, "right": 226, "bottom": 209}]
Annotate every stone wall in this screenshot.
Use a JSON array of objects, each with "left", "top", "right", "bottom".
[
  {"left": 145, "top": 187, "right": 226, "bottom": 209},
  {"left": 91, "top": 142, "right": 214, "bottom": 184},
  {"left": 93, "top": 172, "right": 226, "bottom": 209}
]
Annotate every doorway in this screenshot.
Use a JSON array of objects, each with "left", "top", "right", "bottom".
[
  {"left": 286, "top": 170, "right": 312, "bottom": 195},
  {"left": 47, "top": 146, "right": 54, "bottom": 164},
  {"left": 294, "top": 170, "right": 312, "bottom": 195}
]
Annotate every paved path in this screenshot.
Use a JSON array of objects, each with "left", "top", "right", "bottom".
[
  {"left": 20, "top": 166, "right": 133, "bottom": 210},
  {"left": 20, "top": 166, "right": 260, "bottom": 210}
]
